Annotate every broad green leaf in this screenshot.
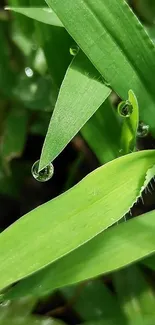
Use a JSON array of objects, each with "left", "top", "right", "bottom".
[
  {"left": 47, "top": 0, "right": 155, "bottom": 135},
  {"left": 1, "top": 108, "right": 28, "bottom": 169},
  {"left": 6, "top": 208, "right": 155, "bottom": 300},
  {"left": 2, "top": 150, "right": 155, "bottom": 297},
  {"left": 81, "top": 99, "right": 121, "bottom": 164},
  {"left": 113, "top": 265, "right": 155, "bottom": 321},
  {"left": 61, "top": 280, "right": 124, "bottom": 322},
  {"left": 6, "top": 7, "right": 63, "bottom": 27},
  {"left": 39, "top": 51, "right": 110, "bottom": 170}
]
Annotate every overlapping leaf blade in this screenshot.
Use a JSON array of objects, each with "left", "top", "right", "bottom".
[
  {"left": 1, "top": 149, "right": 155, "bottom": 296},
  {"left": 47, "top": 0, "right": 155, "bottom": 134},
  {"left": 6, "top": 7, "right": 63, "bottom": 26},
  {"left": 6, "top": 208, "right": 155, "bottom": 300}
]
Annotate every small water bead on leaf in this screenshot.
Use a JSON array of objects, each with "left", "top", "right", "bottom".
[
  {"left": 69, "top": 44, "right": 79, "bottom": 56},
  {"left": 117, "top": 100, "right": 133, "bottom": 117},
  {"left": 31, "top": 160, "right": 54, "bottom": 182},
  {"left": 137, "top": 122, "right": 149, "bottom": 138}
]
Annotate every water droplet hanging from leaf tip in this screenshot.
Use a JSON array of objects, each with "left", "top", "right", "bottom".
[{"left": 31, "top": 160, "right": 54, "bottom": 182}]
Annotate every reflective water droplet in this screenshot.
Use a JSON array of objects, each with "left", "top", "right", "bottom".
[
  {"left": 31, "top": 160, "right": 54, "bottom": 182},
  {"left": 118, "top": 100, "right": 133, "bottom": 117},
  {"left": 25, "top": 67, "right": 33, "bottom": 78},
  {"left": 137, "top": 122, "right": 149, "bottom": 138},
  {"left": 69, "top": 44, "right": 79, "bottom": 56}
]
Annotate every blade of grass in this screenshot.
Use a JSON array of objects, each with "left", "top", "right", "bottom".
[
  {"left": 5, "top": 208, "right": 155, "bottom": 300},
  {"left": 46, "top": 0, "right": 155, "bottom": 135},
  {"left": 5, "top": 7, "right": 63, "bottom": 26},
  {"left": 1, "top": 150, "right": 155, "bottom": 296},
  {"left": 39, "top": 51, "right": 110, "bottom": 170}
]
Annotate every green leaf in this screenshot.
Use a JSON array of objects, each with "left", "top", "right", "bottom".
[
  {"left": 81, "top": 99, "right": 121, "bottom": 164},
  {"left": 113, "top": 265, "right": 155, "bottom": 321},
  {"left": 6, "top": 208, "right": 155, "bottom": 300},
  {"left": 6, "top": 7, "right": 63, "bottom": 27},
  {"left": 39, "top": 51, "right": 110, "bottom": 170},
  {"left": 46, "top": 0, "right": 155, "bottom": 135},
  {"left": 2, "top": 149, "right": 155, "bottom": 297}
]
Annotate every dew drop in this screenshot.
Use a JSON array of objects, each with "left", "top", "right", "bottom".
[
  {"left": 137, "top": 122, "right": 149, "bottom": 138},
  {"left": 25, "top": 67, "right": 33, "bottom": 78},
  {"left": 69, "top": 44, "right": 79, "bottom": 56},
  {"left": 118, "top": 100, "right": 133, "bottom": 117},
  {"left": 31, "top": 160, "right": 54, "bottom": 182}
]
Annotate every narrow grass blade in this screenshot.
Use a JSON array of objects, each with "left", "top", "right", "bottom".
[
  {"left": 39, "top": 51, "right": 110, "bottom": 170},
  {"left": 6, "top": 7, "right": 63, "bottom": 26}
]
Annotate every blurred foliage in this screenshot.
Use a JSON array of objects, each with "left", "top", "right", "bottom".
[{"left": 1, "top": 1, "right": 155, "bottom": 325}]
